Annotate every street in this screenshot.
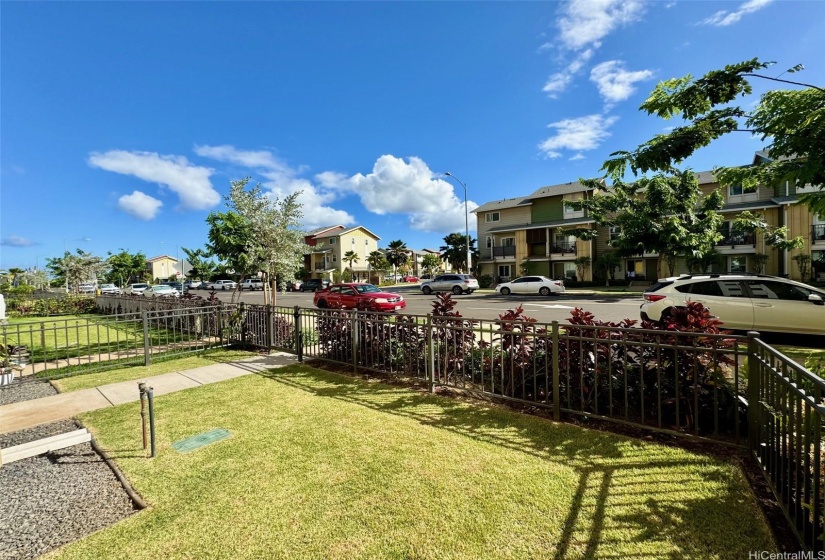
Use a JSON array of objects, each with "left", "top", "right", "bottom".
[{"left": 198, "top": 285, "right": 643, "bottom": 324}]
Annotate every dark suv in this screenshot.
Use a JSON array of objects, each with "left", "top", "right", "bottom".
[{"left": 300, "top": 279, "right": 331, "bottom": 292}]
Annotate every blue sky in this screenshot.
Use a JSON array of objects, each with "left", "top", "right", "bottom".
[{"left": 2, "top": 0, "right": 824, "bottom": 271}]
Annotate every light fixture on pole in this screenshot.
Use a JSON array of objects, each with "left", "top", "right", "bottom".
[{"left": 444, "top": 172, "right": 472, "bottom": 274}]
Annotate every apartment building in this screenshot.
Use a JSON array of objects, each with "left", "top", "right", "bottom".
[
  {"left": 146, "top": 255, "right": 191, "bottom": 282},
  {"left": 474, "top": 152, "right": 824, "bottom": 283},
  {"left": 474, "top": 182, "right": 595, "bottom": 282},
  {"left": 303, "top": 225, "right": 381, "bottom": 282}
]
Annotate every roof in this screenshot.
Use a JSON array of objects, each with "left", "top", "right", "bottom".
[
  {"left": 306, "top": 225, "right": 343, "bottom": 236},
  {"left": 694, "top": 170, "right": 717, "bottom": 185},
  {"left": 486, "top": 216, "right": 596, "bottom": 234},
  {"left": 720, "top": 200, "right": 778, "bottom": 212},
  {"left": 524, "top": 181, "right": 591, "bottom": 199},
  {"left": 146, "top": 255, "right": 178, "bottom": 262},
  {"left": 313, "top": 225, "right": 380, "bottom": 240},
  {"left": 472, "top": 197, "right": 530, "bottom": 214}
]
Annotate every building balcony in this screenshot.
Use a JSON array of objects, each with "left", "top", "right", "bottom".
[
  {"left": 492, "top": 246, "right": 516, "bottom": 258},
  {"left": 549, "top": 241, "right": 577, "bottom": 255},
  {"left": 716, "top": 232, "right": 756, "bottom": 247}
]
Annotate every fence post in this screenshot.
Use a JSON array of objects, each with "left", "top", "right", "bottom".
[
  {"left": 294, "top": 306, "right": 303, "bottom": 362},
  {"left": 351, "top": 310, "right": 359, "bottom": 374},
  {"left": 239, "top": 302, "right": 247, "bottom": 348},
  {"left": 747, "top": 331, "right": 761, "bottom": 451},
  {"left": 142, "top": 310, "right": 151, "bottom": 366},
  {"left": 426, "top": 313, "right": 435, "bottom": 393},
  {"left": 552, "top": 321, "right": 560, "bottom": 421}
]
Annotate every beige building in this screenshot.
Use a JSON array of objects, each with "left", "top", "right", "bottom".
[
  {"left": 146, "top": 255, "right": 191, "bottom": 282},
  {"left": 304, "top": 225, "right": 381, "bottom": 282}
]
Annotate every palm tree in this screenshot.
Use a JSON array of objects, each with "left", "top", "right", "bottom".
[
  {"left": 439, "top": 233, "right": 478, "bottom": 273},
  {"left": 367, "top": 250, "right": 389, "bottom": 283},
  {"left": 386, "top": 240, "right": 409, "bottom": 280},
  {"left": 343, "top": 250, "right": 360, "bottom": 280}
]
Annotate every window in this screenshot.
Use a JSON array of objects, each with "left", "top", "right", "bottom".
[
  {"left": 563, "top": 193, "right": 584, "bottom": 217},
  {"left": 501, "top": 237, "right": 514, "bottom": 247},
  {"left": 486, "top": 236, "right": 492, "bottom": 249},
  {"left": 729, "top": 256, "right": 747, "bottom": 273},
  {"left": 690, "top": 281, "right": 724, "bottom": 297},
  {"left": 718, "top": 280, "right": 747, "bottom": 297},
  {"left": 728, "top": 184, "right": 757, "bottom": 203},
  {"left": 497, "top": 265, "right": 511, "bottom": 279},
  {"left": 486, "top": 212, "right": 500, "bottom": 223},
  {"left": 729, "top": 185, "right": 744, "bottom": 196},
  {"left": 329, "top": 238, "right": 336, "bottom": 245},
  {"left": 563, "top": 262, "right": 577, "bottom": 280},
  {"left": 608, "top": 226, "right": 620, "bottom": 243},
  {"left": 332, "top": 254, "right": 337, "bottom": 262}
]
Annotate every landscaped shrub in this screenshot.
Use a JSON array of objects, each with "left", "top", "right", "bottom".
[
  {"left": 478, "top": 274, "right": 494, "bottom": 289},
  {"left": 6, "top": 294, "right": 97, "bottom": 317}
]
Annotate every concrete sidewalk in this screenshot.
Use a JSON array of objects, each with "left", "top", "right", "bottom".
[{"left": 0, "top": 352, "right": 298, "bottom": 435}]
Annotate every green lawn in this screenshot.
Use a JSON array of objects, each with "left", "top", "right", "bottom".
[
  {"left": 53, "top": 364, "right": 776, "bottom": 559},
  {"left": 52, "top": 348, "right": 257, "bottom": 392}
]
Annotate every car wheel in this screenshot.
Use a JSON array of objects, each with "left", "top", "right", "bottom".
[
  {"left": 539, "top": 287, "right": 550, "bottom": 296},
  {"left": 422, "top": 286, "right": 433, "bottom": 295},
  {"left": 451, "top": 286, "right": 462, "bottom": 295},
  {"left": 317, "top": 299, "right": 328, "bottom": 309},
  {"left": 500, "top": 287, "right": 511, "bottom": 295}
]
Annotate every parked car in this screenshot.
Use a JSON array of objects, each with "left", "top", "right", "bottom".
[
  {"left": 78, "top": 283, "right": 97, "bottom": 294},
  {"left": 313, "top": 283, "right": 406, "bottom": 312},
  {"left": 286, "top": 280, "right": 303, "bottom": 292},
  {"left": 99, "top": 283, "right": 122, "bottom": 295},
  {"left": 184, "top": 280, "right": 202, "bottom": 289},
  {"left": 143, "top": 285, "right": 180, "bottom": 297},
  {"left": 496, "top": 276, "right": 564, "bottom": 296},
  {"left": 640, "top": 273, "right": 825, "bottom": 335},
  {"left": 420, "top": 274, "right": 479, "bottom": 295},
  {"left": 419, "top": 274, "right": 433, "bottom": 280},
  {"left": 300, "top": 279, "right": 331, "bottom": 292},
  {"left": 124, "top": 283, "right": 150, "bottom": 295},
  {"left": 402, "top": 275, "right": 419, "bottom": 283},
  {"left": 163, "top": 281, "right": 185, "bottom": 293},
  {"left": 206, "top": 280, "right": 237, "bottom": 291},
  {"left": 240, "top": 278, "right": 264, "bottom": 291}
]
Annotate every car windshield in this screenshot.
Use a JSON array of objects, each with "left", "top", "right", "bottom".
[{"left": 354, "top": 284, "right": 381, "bottom": 294}]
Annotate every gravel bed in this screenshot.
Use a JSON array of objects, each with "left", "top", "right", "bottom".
[
  {"left": 0, "top": 419, "right": 80, "bottom": 449},
  {"left": 0, "top": 423, "right": 138, "bottom": 560},
  {"left": 0, "top": 379, "right": 58, "bottom": 406}
]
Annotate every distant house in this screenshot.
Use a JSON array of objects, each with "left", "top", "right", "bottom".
[
  {"left": 303, "top": 225, "right": 381, "bottom": 282},
  {"left": 146, "top": 255, "right": 191, "bottom": 282}
]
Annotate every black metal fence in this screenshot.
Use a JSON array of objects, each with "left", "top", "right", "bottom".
[{"left": 3, "top": 297, "right": 822, "bottom": 551}]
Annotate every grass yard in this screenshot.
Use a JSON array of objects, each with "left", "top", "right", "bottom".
[
  {"left": 52, "top": 363, "right": 776, "bottom": 559},
  {"left": 52, "top": 348, "right": 257, "bottom": 392}
]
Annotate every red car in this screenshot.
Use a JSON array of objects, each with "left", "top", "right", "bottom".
[
  {"left": 403, "top": 275, "right": 419, "bottom": 283},
  {"left": 313, "top": 283, "right": 406, "bottom": 312}
]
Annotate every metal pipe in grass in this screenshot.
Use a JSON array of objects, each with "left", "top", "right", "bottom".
[{"left": 147, "top": 386, "right": 156, "bottom": 458}]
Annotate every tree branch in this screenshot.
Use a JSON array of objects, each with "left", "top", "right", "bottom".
[{"left": 743, "top": 73, "right": 825, "bottom": 93}]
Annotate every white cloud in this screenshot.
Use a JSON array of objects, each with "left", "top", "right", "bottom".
[
  {"left": 1, "top": 235, "right": 35, "bottom": 247},
  {"left": 702, "top": 0, "right": 772, "bottom": 26},
  {"left": 543, "top": 49, "right": 594, "bottom": 97},
  {"left": 117, "top": 191, "right": 163, "bottom": 220},
  {"left": 590, "top": 60, "right": 653, "bottom": 103},
  {"left": 346, "top": 155, "right": 478, "bottom": 233},
  {"left": 539, "top": 114, "right": 619, "bottom": 158},
  {"left": 89, "top": 150, "right": 220, "bottom": 211},
  {"left": 569, "top": 153, "right": 586, "bottom": 161},
  {"left": 557, "top": 0, "right": 646, "bottom": 50}
]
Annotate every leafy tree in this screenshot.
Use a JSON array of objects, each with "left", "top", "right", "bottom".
[
  {"left": 573, "top": 256, "right": 591, "bottom": 283},
  {"left": 685, "top": 249, "right": 723, "bottom": 274},
  {"left": 439, "top": 232, "right": 478, "bottom": 273},
  {"left": 569, "top": 171, "right": 725, "bottom": 277},
  {"left": 594, "top": 252, "right": 621, "bottom": 286},
  {"left": 751, "top": 253, "right": 770, "bottom": 274},
  {"left": 182, "top": 247, "right": 217, "bottom": 281},
  {"left": 731, "top": 211, "right": 804, "bottom": 253},
  {"left": 421, "top": 253, "right": 441, "bottom": 275},
  {"left": 343, "top": 250, "right": 360, "bottom": 272},
  {"left": 46, "top": 250, "right": 108, "bottom": 292},
  {"left": 794, "top": 254, "right": 813, "bottom": 280},
  {"left": 106, "top": 250, "right": 147, "bottom": 286},
  {"left": 603, "top": 58, "right": 825, "bottom": 214},
  {"left": 206, "top": 178, "right": 309, "bottom": 303},
  {"left": 386, "top": 240, "right": 409, "bottom": 279}
]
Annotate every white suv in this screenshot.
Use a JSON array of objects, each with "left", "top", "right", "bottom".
[
  {"left": 420, "top": 274, "right": 479, "bottom": 295},
  {"left": 207, "top": 280, "right": 237, "bottom": 290},
  {"left": 640, "top": 274, "right": 825, "bottom": 335}
]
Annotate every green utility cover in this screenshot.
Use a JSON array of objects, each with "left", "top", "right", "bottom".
[{"left": 172, "top": 429, "right": 231, "bottom": 453}]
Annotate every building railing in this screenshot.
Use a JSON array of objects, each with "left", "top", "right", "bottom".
[
  {"left": 550, "top": 241, "right": 577, "bottom": 254},
  {"left": 716, "top": 231, "right": 756, "bottom": 246},
  {"left": 492, "top": 246, "right": 516, "bottom": 257},
  {"left": 812, "top": 224, "right": 825, "bottom": 242}
]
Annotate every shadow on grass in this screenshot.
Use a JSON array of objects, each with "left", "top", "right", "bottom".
[{"left": 257, "top": 364, "right": 776, "bottom": 558}]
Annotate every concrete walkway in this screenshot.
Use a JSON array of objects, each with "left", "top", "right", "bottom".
[{"left": 0, "top": 352, "right": 298, "bottom": 435}]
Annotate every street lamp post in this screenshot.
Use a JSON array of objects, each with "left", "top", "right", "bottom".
[{"left": 444, "top": 172, "right": 472, "bottom": 274}]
